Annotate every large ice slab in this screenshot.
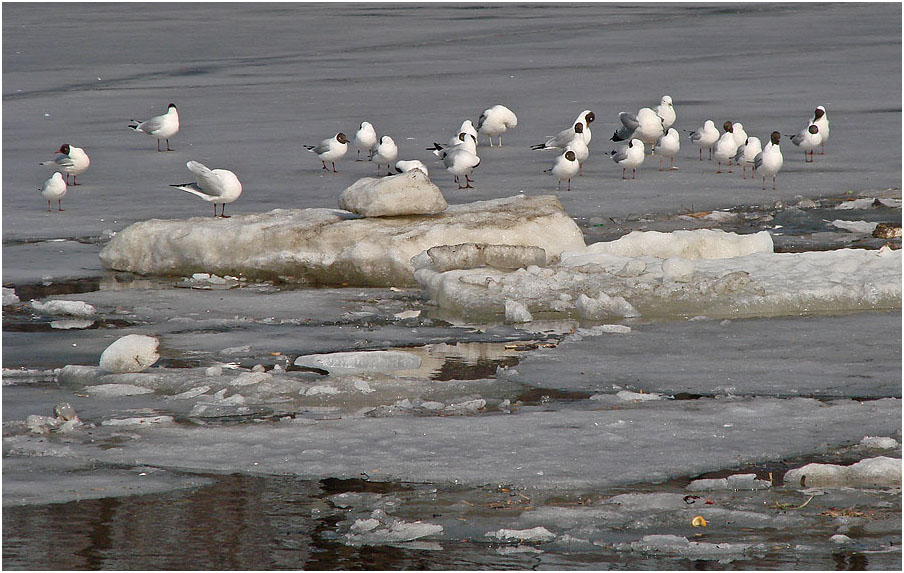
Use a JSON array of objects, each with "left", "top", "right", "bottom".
[
  {"left": 413, "top": 229, "right": 902, "bottom": 320},
  {"left": 99, "top": 195, "right": 585, "bottom": 287}
]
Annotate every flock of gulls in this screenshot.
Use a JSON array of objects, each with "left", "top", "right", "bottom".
[{"left": 36, "top": 97, "right": 830, "bottom": 216}]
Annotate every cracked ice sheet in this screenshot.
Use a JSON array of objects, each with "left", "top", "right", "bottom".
[
  {"left": 504, "top": 311, "right": 902, "bottom": 399},
  {"left": 6, "top": 396, "right": 898, "bottom": 491}
]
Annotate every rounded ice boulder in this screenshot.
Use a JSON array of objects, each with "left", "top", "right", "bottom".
[
  {"left": 99, "top": 334, "right": 160, "bottom": 373},
  {"left": 339, "top": 169, "right": 447, "bottom": 217}
]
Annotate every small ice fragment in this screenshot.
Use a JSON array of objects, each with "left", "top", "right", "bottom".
[
  {"left": 84, "top": 383, "right": 154, "bottom": 397},
  {"left": 504, "top": 299, "right": 533, "bottom": 323},
  {"left": 101, "top": 415, "right": 174, "bottom": 426},
  {"left": 394, "top": 310, "right": 421, "bottom": 320},
  {"left": 487, "top": 527, "right": 555, "bottom": 542},
  {"left": 860, "top": 436, "right": 898, "bottom": 449},
  {"left": 99, "top": 334, "right": 160, "bottom": 373},
  {"left": 191, "top": 273, "right": 211, "bottom": 280},
  {"left": 31, "top": 299, "right": 96, "bottom": 317},
  {"left": 2, "top": 287, "right": 20, "bottom": 306},
  {"left": 831, "top": 219, "right": 878, "bottom": 234},
  {"left": 205, "top": 366, "right": 224, "bottom": 376},
  {"left": 616, "top": 390, "right": 663, "bottom": 402}
]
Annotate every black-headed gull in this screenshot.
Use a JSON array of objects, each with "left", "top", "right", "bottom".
[
  {"left": 171, "top": 161, "right": 243, "bottom": 218},
  {"left": 531, "top": 122, "right": 585, "bottom": 151},
  {"left": 654, "top": 128, "right": 680, "bottom": 171},
  {"left": 687, "top": 120, "right": 719, "bottom": 160},
  {"left": 567, "top": 124, "right": 590, "bottom": 175},
  {"left": 394, "top": 159, "right": 429, "bottom": 176},
  {"left": 353, "top": 121, "right": 377, "bottom": 161},
  {"left": 458, "top": 120, "right": 479, "bottom": 144},
  {"left": 810, "top": 105, "right": 829, "bottom": 154},
  {"left": 372, "top": 135, "right": 399, "bottom": 176},
  {"left": 789, "top": 124, "right": 822, "bottom": 162},
  {"left": 713, "top": 121, "right": 740, "bottom": 173},
  {"left": 477, "top": 104, "right": 518, "bottom": 146},
  {"left": 129, "top": 103, "right": 179, "bottom": 152},
  {"left": 305, "top": 133, "right": 349, "bottom": 172},
  {"left": 611, "top": 107, "right": 663, "bottom": 146},
  {"left": 573, "top": 110, "right": 595, "bottom": 144},
  {"left": 733, "top": 136, "right": 762, "bottom": 179},
  {"left": 39, "top": 172, "right": 67, "bottom": 211},
  {"left": 656, "top": 95, "right": 676, "bottom": 130},
  {"left": 546, "top": 149, "right": 579, "bottom": 191},
  {"left": 754, "top": 131, "right": 784, "bottom": 190},
  {"left": 610, "top": 138, "right": 645, "bottom": 179},
  {"left": 40, "top": 144, "right": 90, "bottom": 185},
  {"left": 731, "top": 122, "right": 748, "bottom": 148},
  {"left": 429, "top": 143, "right": 480, "bottom": 188}
]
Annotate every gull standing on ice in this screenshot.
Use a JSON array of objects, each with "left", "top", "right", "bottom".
[
  {"left": 572, "top": 109, "right": 595, "bottom": 144},
  {"left": 305, "top": 132, "right": 349, "bottom": 172},
  {"left": 733, "top": 136, "right": 762, "bottom": 179},
  {"left": 477, "top": 104, "right": 518, "bottom": 146},
  {"left": 372, "top": 135, "right": 399, "bottom": 176},
  {"left": 171, "top": 161, "right": 243, "bottom": 218},
  {"left": 754, "top": 131, "right": 784, "bottom": 190},
  {"left": 789, "top": 124, "right": 822, "bottom": 162},
  {"left": 656, "top": 95, "right": 676, "bottom": 130},
  {"left": 654, "top": 128, "right": 680, "bottom": 171},
  {"left": 687, "top": 120, "right": 719, "bottom": 160},
  {"left": 128, "top": 103, "right": 180, "bottom": 152},
  {"left": 39, "top": 172, "right": 67, "bottom": 211},
  {"left": 40, "top": 143, "right": 90, "bottom": 185},
  {"left": 353, "top": 121, "right": 377, "bottom": 161},
  {"left": 393, "top": 159, "right": 429, "bottom": 176},
  {"left": 429, "top": 142, "right": 480, "bottom": 188},
  {"left": 531, "top": 122, "right": 585, "bottom": 151},
  {"left": 567, "top": 124, "right": 590, "bottom": 175},
  {"left": 546, "top": 149, "right": 580, "bottom": 191},
  {"left": 611, "top": 107, "right": 663, "bottom": 146},
  {"left": 712, "top": 121, "right": 740, "bottom": 173},
  {"left": 457, "top": 120, "right": 479, "bottom": 145},
  {"left": 810, "top": 105, "right": 830, "bottom": 154},
  {"left": 610, "top": 138, "right": 645, "bottom": 179},
  {"left": 731, "top": 122, "right": 748, "bottom": 149}
]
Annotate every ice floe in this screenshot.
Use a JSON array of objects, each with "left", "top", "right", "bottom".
[
  {"left": 783, "top": 456, "right": 901, "bottom": 489},
  {"left": 99, "top": 195, "right": 585, "bottom": 287},
  {"left": 30, "top": 299, "right": 96, "bottom": 317},
  {"left": 414, "top": 229, "right": 901, "bottom": 320}
]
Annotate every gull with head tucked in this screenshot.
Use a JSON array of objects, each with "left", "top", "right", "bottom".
[{"left": 171, "top": 161, "right": 243, "bottom": 218}]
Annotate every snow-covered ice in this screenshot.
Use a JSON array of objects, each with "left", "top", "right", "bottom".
[
  {"left": 338, "top": 169, "right": 447, "bottom": 217},
  {"left": 99, "top": 195, "right": 585, "bottom": 286},
  {"left": 784, "top": 457, "right": 902, "bottom": 489},
  {"left": 98, "top": 334, "right": 160, "bottom": 373}
]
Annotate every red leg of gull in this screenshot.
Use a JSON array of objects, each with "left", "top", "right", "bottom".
[
  {"left": 820, "top": 142, "right": 825, "bottom": 155},
  {"left": 699, "top": 148, "right": 703, "bottom": 161},
  {"left": 220, "top": 204, "right": 231, "bottom": 218},
  {"left": 716, "top": 162, "right": 722, "bottom": 174},
  {"left": 331, "top": 162, "right": 337, "bottom": 173},
  {"left": 157, "top": 139, "right": 162, "bottom": 152},
  {"left": 58, "top": 200, "right": 64, "bottom": 212},
  {"left": 632, "top": 168, "right": 636, "bottom": 179},
  {"left": 622, "top": 168, "right": 627, "bottom": 180},
  {"left": 47, "top": 200, "right": 52, "bottom": 211},
  {"left": 464, "top": 174, "right": 474, "bottom": 189},
  {"left": 72, "top": 176, "right": 79, "bottom": 186},
  {"left": 321, "top": 161, "right": 329, "bottom": 171},
  {"left": 761, "top": 176, "right": 766, "bottom": 191},
  {"left": 659, "top": 156, "right": 664, "bottom": 171},
  {"left": 772, "top": 176, "right": 777, "bottom": 191},
  {"left": 166, "top": 139, "right": 173, "bottom": 152},
  {"left": 213, "top": 204, "right": 217, "bottom": 217},
  {"left": 728, "top": 160, "right": 733, "bottom": 174},
  {"left": 567, "top": 179, "right": 571, "bottom": 191},
  {"left": 709, "top": 148, "right": 713, "bottom": 160}
]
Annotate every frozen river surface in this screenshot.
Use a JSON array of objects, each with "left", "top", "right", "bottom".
[{"left": 2, "top": 3, "right": 902, "bottom": 570}]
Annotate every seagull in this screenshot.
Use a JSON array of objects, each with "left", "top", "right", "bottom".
[
  {"left": 731, "top": 122, "right": 748, "bottom": 148},
  {"left": 372, "top": 135, "right": 399, "bottom": 175},
  {"left": 733, "top": 136, "right": 762, "bottom": 179},
  {"left": 171, "top": 161, "right": 243, "bottom": 218},
  {"left": 429, "top": 143, "right": 480, "bottom": 188},
  {"left": 531, "top": 122, "right": 585, "bottom": 151},
  {"left": 573, "top": 110, "right": 595, "bottom": 144},
  {"left": 353, "top": 121, "right": 377, "bottom": 160},
  {"left": 394, "top": 159, "right": 429, "bottom": 176},
  {"left": 39, "top": 172, "right": 67, "bottom": 211},
  {"left": 477, "top": 104, "right": 518, "bottom": 146},
  {"left": 545, "top": 149, "right": 580, "bottom": 191},
  {"left": 40, "top": 144, "right": 90, "bottom": 185},
  {"left": 567, "top": 124, "right": 590, "bottom": 175},
  {"left": 789, "top": 124, "right": 822, "bottom": 162},
  {"left": 610, "top": 138, "right": 645, "bottom": 179},
  {"left": 611, "top": 107, "right": 663, "bottom": 145},
  {"left": 128, "top": 103, "right": 179, "bottom": 152},
  {"left": 810, "top": 105, "right": 830, "bottom": 154},
  {"left": 754, "top": 131, "right": 784, "bottom": 190},
  {"left": 446, "top": 130, "right": 479, "bottom": 153},
  {"left": 713, "top": 122, "right": 740, "bottom": 173},
  {"left": 458, "top": 119, "right": 479, "bottom": 145},
  {"left": 654, "top": 128, "right": 680, "bottom": 171},
  {"left": 305, "top": 132, "right": 349, "bottom": 172},
  {"left": 656, "top": 95, "right": 676, "bottom": 130},
  {"left": 687, "top": 120, "right": 719, "bottom": 160}
]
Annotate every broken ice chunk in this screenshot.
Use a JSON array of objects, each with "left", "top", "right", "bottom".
[{"left": 99, "top": 334, "right": 160, "bottom": 373}]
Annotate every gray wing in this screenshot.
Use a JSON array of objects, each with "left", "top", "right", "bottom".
[
  {"left": 618, "top": 112, "right": 640, "bottom": 129},
  {"left": 476, "top": 111, "right": 488, "bottom": 130},
  {"left": 753, "top": 151, "right": 764, "bottom": 169},
  {"left": 611, "top": 146, "right": 629, "bottom": 163},
  {"left": 137, "top": 114, "right": 166, "bottom": 134}
]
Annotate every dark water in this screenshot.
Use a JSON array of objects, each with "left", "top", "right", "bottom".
[{"left": 3, "top": 467, "right": 900, "bottom": 570}]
